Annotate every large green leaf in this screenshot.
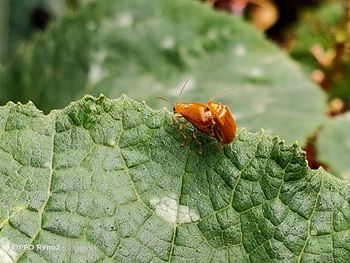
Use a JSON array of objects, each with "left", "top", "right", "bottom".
[
  {"left": 1, "top": 0, "right": 326, "bottom": 145},
  {"left": 317, "top": 113, "right": 350, "bottom": 180},
  {"left": 0, "top": 95, "right": 349, "bottom": 263}
]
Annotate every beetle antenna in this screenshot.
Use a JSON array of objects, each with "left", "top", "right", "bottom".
[
  {"left": 209, "top": 88, "right": 238, "bottom": 102},
  {"left": 155, "top": 96, "right": 173, "bottom": 107},
  {"left": 176, "top": 79, "right": 191, "bottom": 103}
]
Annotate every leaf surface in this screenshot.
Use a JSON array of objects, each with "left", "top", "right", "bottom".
[{"left": 0, "top": 95, "right": 349, "bottom": 263}]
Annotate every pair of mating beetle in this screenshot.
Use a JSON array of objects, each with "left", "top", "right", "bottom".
[{"left": 160, "top": 80, "right": 237, "bottom": 145}]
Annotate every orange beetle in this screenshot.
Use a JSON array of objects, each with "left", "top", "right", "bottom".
[
  {"left": 173, "top": 99, "right": 236, "bottom": 144},
  {"left": 158, "top": 80, "right": 237, "bottom": 145},
  {"left": 173, "top": 102, "right": 213, "bottom": 137},
  {"left": 163, "top": 79, "right": 236, "bottom": 145}
]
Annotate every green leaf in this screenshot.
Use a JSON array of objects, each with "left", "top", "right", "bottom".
[
  {"left": 0, "top": 95, "right": 349, "bottom": 262},
  {"left": 317, "top": 113, "right": 350, "bottom": 180},
  {"left": 1, "top": 0, "right": 326, "bottom": 145}
]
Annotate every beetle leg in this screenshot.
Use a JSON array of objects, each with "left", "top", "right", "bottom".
[
  {"left": 208, "top": 124, "right": 216, "bottom": 138},
  {"left": 193, "top": 129, "right": 201, "bottom": 145},
  {"left": 171, "top": 113, "right": 182, "bottom": 125},
  {"left": 213, "top": 125, "right": 224, "bottom": 143},
  {"left": 179, "top": 122, "right": 190, "bottom": 130},
  {"left": 180, "top": 133, "right": 187, "bottom": 146},
  {"left": 171, "top": 114, "right": 176, "bottom": 125},
  {"left": 192, "top": 129, "right": 202, "bottom": 154},
  {"left": 172, "top": 121, "right": 189, "bottom": 146},
  {"left": 179, "top": 122, "right": 190, "bottom": 146},
  {"left": 218, "top": 142, "right": 224, "bottom": 151}
]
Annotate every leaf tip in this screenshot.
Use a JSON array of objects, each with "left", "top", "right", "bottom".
[
  {"left": 292, "top": 140, "right": 300, "bottom": 147},
  {"left": 97, "top": 93, "right": 106, "bottom": 100},
  {"left": 120, "top": 93, "right": 131, "bottom": 101},
  {"left": 259, "top": 128, "right": 266, "bottom": 135}
]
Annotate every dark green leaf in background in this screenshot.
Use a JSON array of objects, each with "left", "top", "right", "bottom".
[
  {"left": 0, "top": 95, "right": 349, "bottom": 262},
  {"left": 1, "top": 0, "right": 326, "bottom": 145}
]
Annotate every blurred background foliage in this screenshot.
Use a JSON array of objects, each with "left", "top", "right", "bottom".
[{"left": 0, "top": 0, "right": 349, "bottom": 179}]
